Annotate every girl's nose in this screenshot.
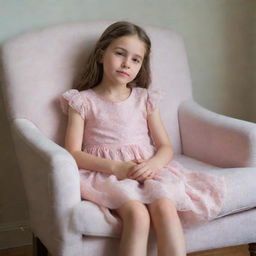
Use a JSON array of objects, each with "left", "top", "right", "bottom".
[{"left": 121, "top": 59, "right": 130, "bottom": 69}]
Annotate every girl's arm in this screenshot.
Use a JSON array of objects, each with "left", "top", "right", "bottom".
[
  {"left": 128, "top": 108, "right": 173, "bottom": 180},
  {"left": 64, "top": 107, "right": 135, "bottom": 177},
  {"left": 147, "top": 108, "right": 173, "bottom": 168}
]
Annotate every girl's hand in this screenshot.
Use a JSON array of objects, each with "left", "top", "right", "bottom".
[
  {"left": 128, "top": 159, "right": 157, "bottom": 183},
  {"left": 112, "top": 160, "right": 138, "bottom": 180}
]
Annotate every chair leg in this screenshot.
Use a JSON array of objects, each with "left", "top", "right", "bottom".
[
  {"left": 33, "top": 234, "right": 48, "bottom": 256},
  {"left": 249, "top": 243, "right": 256, "bottom": 256}
]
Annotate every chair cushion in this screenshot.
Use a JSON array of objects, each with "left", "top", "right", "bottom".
[
  {"left": 71, "top": 154, "right": 256, "bottom": 237},
  {"left": 176, "top": 155, "right": 256, "bottom": 218}
]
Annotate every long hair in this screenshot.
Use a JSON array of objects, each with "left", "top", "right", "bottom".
[{"left": 75, "top": 21, "right": 151, "bottom": 91}]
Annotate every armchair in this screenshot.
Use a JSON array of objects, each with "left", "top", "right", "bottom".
[{"left": 1, "top": 21, "right": 256, "bottom": 256}]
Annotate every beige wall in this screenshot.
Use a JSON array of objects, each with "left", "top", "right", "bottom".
[
  {"left": 253, "top": 2, "right": 256, "bottom": 122},
  {"left": 0, "top": 0, "right": 255, "bottom": 248}
]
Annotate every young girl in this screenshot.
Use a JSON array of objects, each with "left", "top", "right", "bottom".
[{"left": 60, "top": 21, "right": 226, "bottom": 256}]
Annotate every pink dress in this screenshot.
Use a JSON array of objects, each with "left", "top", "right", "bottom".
[{"left": 59, "top": 87, "right": 227, "bottom": 229}]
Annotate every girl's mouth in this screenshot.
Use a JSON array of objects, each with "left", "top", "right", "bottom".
[{"left": 116, "top": 70, "right": 130, "bottom": 77}]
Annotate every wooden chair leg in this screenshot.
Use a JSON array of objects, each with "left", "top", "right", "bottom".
[
  {"left": 249, "top": 243, "right": 256, "bottom": 256},
  {"left": 33, "top": 234, "right": 48, "bottom": 256}
]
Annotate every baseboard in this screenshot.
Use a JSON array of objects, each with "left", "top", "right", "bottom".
[{"left": 0, "top": 220, "right": 32, "bottom": 249}]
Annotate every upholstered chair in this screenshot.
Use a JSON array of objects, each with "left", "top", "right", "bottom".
[{"left": 1, "top": 21, "right": 256, "bottom": 256}]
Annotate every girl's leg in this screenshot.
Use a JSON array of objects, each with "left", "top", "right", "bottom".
[
  {"left": 115, "top": 200, "right": 150, "bottom": 256},
  {"left": 147, "top": 198, "right": 187, "bottom": 256}
]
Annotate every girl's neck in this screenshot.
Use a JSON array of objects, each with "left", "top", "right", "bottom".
[{"left": 93, "top": 82, "right": 131, "bottom": 96}]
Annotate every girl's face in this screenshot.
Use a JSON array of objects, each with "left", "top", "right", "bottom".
[{"left": 100, "top": 35, "right": 146, "bottom": 87}]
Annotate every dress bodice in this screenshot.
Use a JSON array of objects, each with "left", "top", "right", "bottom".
[{"left": 60, "top": 87, "right": 162, "bottom": 150}]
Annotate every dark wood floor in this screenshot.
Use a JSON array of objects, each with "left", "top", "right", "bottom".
[
  {"left": 0, "top": 244, "right": 250, "bottom": 256},
  {"left": 0, "top": 246, "right": 32, "bottom": 256}
]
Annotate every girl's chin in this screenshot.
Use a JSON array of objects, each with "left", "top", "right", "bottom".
[
  {"left": 103, "top": 75, "right": 135, "bottom": 86},
  {"left": 114, "top": 78, "right": 133, "bottom": 86}
]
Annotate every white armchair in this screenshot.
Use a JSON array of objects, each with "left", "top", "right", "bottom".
[{"left": 1, "top": 21, "right": 256, "bottom": 256}]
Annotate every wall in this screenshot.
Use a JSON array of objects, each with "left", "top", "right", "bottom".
[
  {"left": 253, "top": 1, "right": 256, "bottom": 122},
  {"left": 0, "top": 0, "right": 255, "bottom": 248}
]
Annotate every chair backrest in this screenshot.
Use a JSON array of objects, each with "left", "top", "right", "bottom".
[{"left": 1, "top": 21, "right": 192, "bottom": 153}]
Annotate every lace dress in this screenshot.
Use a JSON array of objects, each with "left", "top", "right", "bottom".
[{"left": 59, "top": 87, "right": 227, "bottom": 229}]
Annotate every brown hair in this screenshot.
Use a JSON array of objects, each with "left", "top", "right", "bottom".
[{"left": 75, "top": 21, "right": 151, "bottom": 91}]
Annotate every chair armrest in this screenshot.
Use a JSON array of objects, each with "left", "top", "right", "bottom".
[
  {"left": 178, "top": 100, "right": 256, "bottom": 168},
  {"left": 11, "top": 118, "right": 81, "bottom": 241}
]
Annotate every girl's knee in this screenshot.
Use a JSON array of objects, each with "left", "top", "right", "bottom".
[
  {"left": 149, "top": 198, "right": 178, "bottom": 218},
  {"left": 118, "top": 200, "right": 150, "bottom": 228}
]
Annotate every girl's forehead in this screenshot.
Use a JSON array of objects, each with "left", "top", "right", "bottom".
[{"left": 109, "top": 35, "right": 146, "bottom": 57}]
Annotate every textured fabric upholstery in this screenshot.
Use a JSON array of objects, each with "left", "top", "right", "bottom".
[
  {"left": 10, "top": 118, "right": 256, "bottom": 255},
  {"left": 1, "top": 21, "right": 256, "bottom": 256},
  {"left": 179, "top": 100, "right": 256, "bottom": 167},
  {"left": 2, "top": 20, "right": 192, "bottom": 153},
  {"left": 73, "top": 154, "right": 256, "bottom": 237}
]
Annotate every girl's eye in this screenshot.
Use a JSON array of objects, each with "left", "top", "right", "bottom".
[
  {"left": 115, "top": 51, "right": 124, "bottom": 56},
  {"left": 133, "top": 58, "right": 141, "bottom": 63}
]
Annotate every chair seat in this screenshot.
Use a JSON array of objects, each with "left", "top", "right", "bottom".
[
  {"left": 176, "top": 155, "right": 256, "bottom": 217},
  {"left": 71, "top": 154, "right": 256, "bottom": 237}
]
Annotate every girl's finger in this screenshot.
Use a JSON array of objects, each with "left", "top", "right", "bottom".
[
  {"left": 135, "top": 170, "right": 151, "bottom": 181},
  {"left": 140, "top": 171, "right": 154, "bottom": 181},
  {"left": 131, "top": 158, "right": 144, "bottom": 164},
  {"left": 145, "top": 174, "right": 154, "bottom": 180},
  {"left": 128, "top": 168, "right": 141, "bottom": 179},
  {"left": 137, "top": 173, "right": 152, "bottom": 183},
  {"left": 128, "top": 163, "right": 146, "bottom": 177},
  {"left": 130, "top": 170, "right": 144, "bottom": 179},
  {"left": 136, "top": 174, "right": 147, "bottom": 182},
  {"left": 135, "top": 158, "right": 144, "bottom": 163},
  {"left": 130, "top": 167, "right": 148, "bottom": 179}
]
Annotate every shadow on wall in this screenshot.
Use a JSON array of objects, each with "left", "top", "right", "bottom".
[{"left": 222, "top": 3, "right": 254, "bottom": 121}]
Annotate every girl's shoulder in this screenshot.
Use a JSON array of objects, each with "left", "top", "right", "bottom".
[
  {"left": 133, "top": 87, "right": 148, "bottom": 99},
  {"left": 61, "top": 88, "right": 89, "bottom": 98},
  {"left": 59, "top": 89, "right": 93, "bottom": 120},
  {"left": 76, "top": 89, "right": 91, "bottom": 97},
  {"left": 133, "top": 87, "right": 164, "bottom": 100},
  {"left": 133, "top": 87, "right": 164, "bottom": 115},
  {"left": 63, "top": 89, "right": 98, "bottom": 103}
]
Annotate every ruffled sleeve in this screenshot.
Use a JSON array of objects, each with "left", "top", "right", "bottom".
[
  {"left": 59, "top": 89, "right": 87, "bottom": 120},
  {"left": 146, "top": 89, "right": 164, "bottom": 115}
]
